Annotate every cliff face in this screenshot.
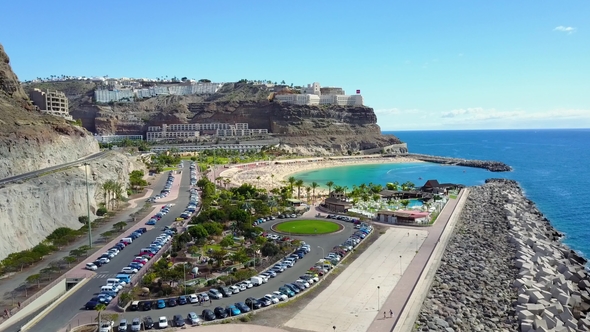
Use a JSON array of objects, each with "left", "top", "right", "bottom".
[
  {"left": 0, "top": 152, "right": 145, "bottom": 260},
  {"left": 0, "top": 44, "right": 100, "bottom": 179},
  {"left": 189, "top": 101, "right": 403, "bottom": 153}
]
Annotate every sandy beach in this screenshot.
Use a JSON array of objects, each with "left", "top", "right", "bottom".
[{"left": 220, "top": 156, "right": 421, "bottom": 197}]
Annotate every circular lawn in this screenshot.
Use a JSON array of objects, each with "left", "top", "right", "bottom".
[{"left": 272, "top": 219, "right": 341, "bottom": 235}]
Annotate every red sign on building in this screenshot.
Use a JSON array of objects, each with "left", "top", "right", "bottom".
[{"left": 356, "top": 89, "right": 360, "bottom": 94}]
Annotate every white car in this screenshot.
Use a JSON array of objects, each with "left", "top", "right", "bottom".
[
  {"left": 272, "top": 291, "right": 288, "bottom": 301},
  {"left": 121, "top": 267, "right": 138, "bottom": 274},
  {"left": 158, "top": 316, "right": 168, "bottom": 328},
  {"left": 295, "top": 279, "right": 310, "bottom": 288},
  {"left": 107, "top": 249, "right": 119, "bottom": 256},
  {"left": 85, "top": 263, "right": 98, "bottom": 271},
  {"left": 229, "top": 285, "right": 240, "bottom": 294},
  {"left": 97, "top": 257, "right": 110, "bottom": 264},
  {"left": 134, "top": 257, "right": 148, "bottom": 263},
  {"left": 243, "top": 280, "right": 253, "bottom": 289},
  {"left": 264, "top": 294, "right": 279, "bottom": 304},
  {"left": 237, "top": 283, "right": 247, "bottom": 291},
  {"left": 99, "top": 320, "right": 114, "bottom": 332},
  {"left": 189, "top": 294, "right": 199, "bottom": 304}
]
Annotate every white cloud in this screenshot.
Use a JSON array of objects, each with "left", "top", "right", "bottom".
[
  {"left": 554, "top": 26, "right": 577, "bottom": 34},
  {"left": 441, "top": 107, "right": 486, "bottom": 118},
  {"left": 440, "top": 108, "right": 590, "bottom": 122}
]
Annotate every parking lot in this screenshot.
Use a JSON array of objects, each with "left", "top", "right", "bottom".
[{"left": 107, "top": 218, "right": 371, "bottom": 329}]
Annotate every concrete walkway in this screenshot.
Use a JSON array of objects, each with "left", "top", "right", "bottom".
[
  {"left": 367, "top": 189, "right": 467, "bottom": 332},
  {"left": 0, "top": 172, "right": 162, "bottom": 320},
  {"left": 284, "top": 226, "right": 428, "bottom": 332}
]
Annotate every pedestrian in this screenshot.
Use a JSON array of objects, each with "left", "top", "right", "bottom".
[
  {"left": 17, "top": 302, "right": 20, "bottom": 309},
  {"left": 209, "top": 298, "right": 212, "bottom": 305},
  {"left": 390, "top": 309, "right": 393, "bottom": 318},
  {"left": 383, "top": 311, "right": 386, "bottom": 319}
]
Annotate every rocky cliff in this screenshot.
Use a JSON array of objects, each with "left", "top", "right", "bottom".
[
  {"left": 0, "top": 44, "right": 100, "bottom": 179},
  {"left": 0, "top": 152, "right": 144, "bottom": 260},
  {"left": 27, "top": 80, "right": 403, "bottom": 154}
]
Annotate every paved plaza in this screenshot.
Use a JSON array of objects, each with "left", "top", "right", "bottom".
[{"left": 284, "top": 227, "right": 428, "bottom": 332}]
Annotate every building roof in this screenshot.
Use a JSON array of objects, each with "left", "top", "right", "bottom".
[
  {"left": 324, "top": 197, "right": 353, "bottom": 207},
  {"left": 377, "top": 210, "right": 429, "bottom": 219},
  {"left": 422, "top": 180, "right": 440, "bottom": 188},
  {"left": 286, "top": 199, "right": 302, "bottom": 204}
]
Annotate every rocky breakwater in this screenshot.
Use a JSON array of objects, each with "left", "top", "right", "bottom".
[
  {"left": 407, "top": 153, "right": 512, "bottom": 172},
  {"left": 413, "top": 179, "right": 590, "bottom": 332},
  {"left": 0, "top": 152, "right": 145, "bottom": 260}
]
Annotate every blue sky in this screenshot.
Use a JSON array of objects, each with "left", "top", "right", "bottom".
[{"left": 1, "top": 0, "right": 589, "bottom": 130}]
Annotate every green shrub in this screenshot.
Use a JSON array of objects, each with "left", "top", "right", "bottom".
[{"left": 96, "top": 207, "right": 108, "bottom": 216}]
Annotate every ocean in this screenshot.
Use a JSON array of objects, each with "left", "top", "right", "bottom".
[{"left": 292, "top": 129, "right": 590, "bottom": 261}]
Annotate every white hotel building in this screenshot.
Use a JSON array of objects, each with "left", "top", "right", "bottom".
[
  {"left": 146, "top": 123, "right": 268, "bottom": 142},
  {"left": 273, "top": 82, "right": 364, "bottom": 106}
]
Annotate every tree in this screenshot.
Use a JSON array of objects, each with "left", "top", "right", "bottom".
[
  {"left": 326, "top": 181, "right": 334, "bottom": 196},
  {"left": 305, "top": 187, "right": 312, "bottom": 203},
  {"left": 26, "top": 274, "right": 41, "bottom": 288},
  {"left": 310, "top": 182, "right": 319, "bottom": 203},
  {"left": 95, "top": 303, "right": 107, "bottom": 324},
  {"left": 63, "top": 256, "right": 77, "bottom": 268},
  {"left": 113, "top": 221, "right": 127, "bottom": 231},
  {"left": 219, "top": 236, "right": 234, "bottom": 248},
  {"left": 69, "top": 248, "right": 85, "bottom": 261},
  {"left": 400, "top": 199, "right": 410, "bottom": 209},
  {"left": 261, "top": 242, "right": 279, "bottom": 257},
  {"left": 210, "top": 249, "right": 228, "bottom": 267},
  {"left": 231, "top": 249, "right": 250, "bottom": 264},
  {"left": 188, "top": 224, "right": 209, "bottom": 240},
  {"left": 295, "top": 179, "right": 304, "bottom": 199},
  {"left": 287, "top": 177, "right": 296, "bottom": 194}
]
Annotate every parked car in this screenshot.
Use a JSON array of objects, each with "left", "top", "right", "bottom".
[
  {"left": 158, "top": 316, "right": 168, "bottom": 328},
  {"left": 130, "top": 318, "right": 141, "bottom": 332},
  {"left": 168, "top": 298, "right": 177, "bottom": 307},
  {"left": 142, "top": 301, "right": 152, "bottom": 311},
  {"left": 226, "top": 304, "right": 241, "bottom": 316},
  {"left": 202, "top": 309, "right": 216, "bottom": 321},
  {"left": 245, "top": 297, "right": 262, "bottom": 309},
  {"left": 208, "top": 289, "right": 223, "bottom": 299},
  {"left": 218, "top": 286, "right": 232, "bottom": 297},
  {"left": 85, "top": 263, "right": 98, "bottom": 271},
  {"left": 143, "top": 316, "right": 154, "bottom": 329},
  {"left": 235, "top": 302, "right": 251, "bottom": 313},
  {"left": 173, "top": 314, "right": 185, "bottom": 327},
  {"left": 156, "top": 299, "right": 166, "bottom": 309},
  {"left": 214, "top": 306, "right": 228, "bottom": 319},
  {"left": 177, "top": 295, "right": 187, "bottom": 305},
  {"left": 187, "top": 311, "right": 201, "bottom": 325},
  {"left": 258, "top": 297, "right": 272, "bottom": 307},
  {"left": 273, "top": 291, "right": 288, "bottom": 301}
]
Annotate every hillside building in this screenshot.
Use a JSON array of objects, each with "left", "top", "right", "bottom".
[
  {"left": 146, "top": 122, "right": 268, "bottom": 142},
  {"left": 274, "top": 82, "right": 363, "bottom": 106},
  {"left": 94, "top": 82, "right": 224, "bottom": 103},
  {"left": 29, "top": 88, "right": 73, "bottom": 120}
]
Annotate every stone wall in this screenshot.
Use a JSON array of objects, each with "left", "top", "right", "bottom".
[{"left": 413, "top": 179, "right": 590, "bottom": 331}]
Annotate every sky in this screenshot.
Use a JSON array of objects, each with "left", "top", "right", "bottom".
[{"left": 1, "top": 0, "right": 589, "bottom": 130}]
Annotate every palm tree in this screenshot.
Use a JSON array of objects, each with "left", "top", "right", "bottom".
[
  {"left": 95, "top": 303, "right": 107, "bottom": 324},
  {"left": 342, "top": 186, "right": 349, "bottom": 199},
  {"left": 287, "top": 177, "right": 296, "bottom": 194},
  {"left": 305, "top": 187, "right": 312, "bottom": 204},
  {"left": 326, "top": 181, "right": 334, "bottom": 196},
  {"left": 113, "top": 182, "right": 123, "bottom": 210},
  {"left": 310, "top": 182, "right": 319, "bottom": 203},
  {"left": 295, "top": 179, "right": 304, "bottom": 199}
]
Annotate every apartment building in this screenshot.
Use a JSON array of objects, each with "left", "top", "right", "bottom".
[
  {"left": 274, "top": 82, "right": 363, "bottom": 106},
  {"left": 94, "top": 82, "right": 224, "bottom": 103},
  {"left": 29, "top": 88, "right": 73, "bottom": 120},
  {"left": 146, "top": 122, "right": 268, "bottom": 141}
]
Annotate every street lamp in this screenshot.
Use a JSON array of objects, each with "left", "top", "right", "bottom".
[
  {"left": 377, "top": 286, "right": 381, "bottom": 311},
  {"left": 84, "top": 162, "right": 92, "bottom": 248},
  {"left": 317, "top": 246, "right": 325, "bottom": 258},
  {"left": 183, "top": 264, "right": 187, "bottom": 295},
  {"left": 416, "top": 233, "right": 418, "bottom": 251},
  {"left": 399, "top": 255, "right": 402, "bottom": 275}
]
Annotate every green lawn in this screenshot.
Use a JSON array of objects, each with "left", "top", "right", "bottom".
[
  {"left": 274, "top": 220, "right": 340, "bottom": 235},
  {"left": 162, "top": 166, "right": 178, "bottom": 171}
]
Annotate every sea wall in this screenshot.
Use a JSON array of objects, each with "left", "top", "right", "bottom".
[
  {"left": 406, "top": 153, "right": 512, "bottom": 172},
  {"left": 413, "top": 179, "right": 590, "bottom": 332}
]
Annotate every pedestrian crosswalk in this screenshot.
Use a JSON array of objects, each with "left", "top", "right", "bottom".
[{"left": 94, "top": 273, "right": 118, "bottom": 279}]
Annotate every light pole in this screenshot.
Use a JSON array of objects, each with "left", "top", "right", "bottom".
[
  {"left": 416, "top": 233, "right": 418, "bottom": 252},
  {"left": 317, "top": 246, "right": 325, "bottom": 258},
  {"left": 183, "top": 264, "right": 187, "bottom": 295},
  {"left": 377, "top": 286, "right": 381, "bottom": 311},
  {"left": 399, "top": 255, "right": 402, "bottom": 275},
  {"left": 84, "top": 163, "right": 92, "bottom": 248}
]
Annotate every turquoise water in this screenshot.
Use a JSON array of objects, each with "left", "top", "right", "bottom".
[{"left": 293, "top": 129, "right": 590, "bottom": 261}]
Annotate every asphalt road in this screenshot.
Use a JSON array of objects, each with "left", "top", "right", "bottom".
[
  {"left": 0, "top": 151, "right": 110, "bottom": 185},
  {"left": 20, "top": 162, "right": 193, "bottom": 332},
  {"left": 113, "top": 219, "right": 354, "bottom": 326}
]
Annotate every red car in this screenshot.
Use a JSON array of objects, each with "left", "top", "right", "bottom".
[
  {"left": 132, "top": 259, "right": 146, "bottom": 265},
  {"left": 140, "top": 251, "right": 155, "bottom": 257}
]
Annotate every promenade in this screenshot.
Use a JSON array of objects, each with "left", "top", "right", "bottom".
[{"left": 283, "top": 189, "right": 466, "bottom": 332}]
